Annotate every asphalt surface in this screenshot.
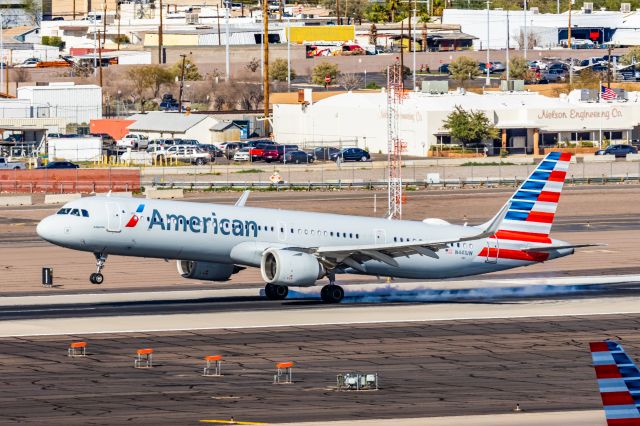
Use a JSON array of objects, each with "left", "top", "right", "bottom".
[{"left": 0, "top": 314, "right": 628, "bottom": 425}]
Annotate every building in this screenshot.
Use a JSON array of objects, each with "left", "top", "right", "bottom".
[
  {"left": 126, "top": 112, "right": 220, "bottom": 143},
  {"left": 272, "top": 89, "right": 640, "bottom": 157},
  {"left": 17, "top": 82, "right": 102, "bottom": 124},
  {"left": 442, "top": 7, "right": 640, "bottom": 49}
]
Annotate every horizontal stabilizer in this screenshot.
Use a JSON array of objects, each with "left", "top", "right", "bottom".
[{"left": 523, "top": 243, "right": 605, "bottom": 253}]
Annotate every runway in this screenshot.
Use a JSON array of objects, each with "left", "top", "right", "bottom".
[{"left": 0, "top": 312, "right": 626, "bottom": 425}]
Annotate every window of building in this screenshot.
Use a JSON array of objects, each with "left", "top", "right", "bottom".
[
  {"left": 603, "top": 131, "right": 623, "bottom": 140},
  {"left": 571, "top": 131, "right": 591, "bottom": 142}
]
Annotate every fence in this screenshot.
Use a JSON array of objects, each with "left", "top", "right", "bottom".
[{"left": 0, "top": 169, "right": 141, "bottom": 193}]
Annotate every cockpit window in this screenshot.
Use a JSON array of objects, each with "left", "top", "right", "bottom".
[
  {"left": 81, "top": 209, "right": 89, "bottom": 217},
  {"left": 57, "top": 208, "right": 71, "bottom": 215},
  {"left": 70, "top": 209, "right": 80, "bottom": 216}
]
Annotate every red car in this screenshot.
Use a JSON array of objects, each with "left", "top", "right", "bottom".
[
  {"left": 263, "top": 145, "right": 299, "bottom": 163},
  {"left": 248, "top": 143, "right": 273, "bottom": 161}
]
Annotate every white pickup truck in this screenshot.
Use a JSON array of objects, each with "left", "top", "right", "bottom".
[{"left": 0, "top": 157, "right": 25, "bottom": 169}]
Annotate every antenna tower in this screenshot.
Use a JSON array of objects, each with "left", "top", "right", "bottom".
[{"left": 386, "top": 62, "right": 405, "bottom": 220}]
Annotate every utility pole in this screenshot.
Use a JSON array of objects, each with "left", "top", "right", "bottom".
[
  {"left": 567, "top": 0, "right": 572, "bottom": 49},
  {"left": 225, "top": 3, "right": 230, "bottom": 79},
  {"left": 287, "top": 16, "right": 291, "bottom": 91},
  {"left": 412, "top": 4, "right": 416, "bottom": 90},
  {"left": 400, "top": 20, "right": 404, "bottom": 79},
  {"left": 607, "top": 43, "right": 612, "bottom": 88},
  {"left": 485, "top": 0, "right": 490, "bottom": 86},
  {"left": 523, "top": 0, "right": 527, "bottom": 60},
  {"left": 336, "top": 0, "right": 340, "bottom": 25},
  {"left": 216, "top": 5, "right": 221, "bottom": 46},
  {"left": 158, "top": 0, "right": 163, "bottom": 63},
  {"left": 116, "top": 1, "right": 121, "bottom": 50},
  {"left": 178, "top": 54, "right": 186, "bottom": 112},
  {"left": 505, "top": 9, "right": 510, "bottom": 82},
  {"left": 98, "top": 30, "right": 103, "bottom": 87},
  {"left": 0, "top": 12, "right": 3, "bottom": 95},
  {"left": 263, "top": 0, "right": 270, "bottom": 132},
  {"left": 73, "top": 0, "right": 76, "bottom": 20},
  {"left": 102, "top": 2, "right": 107, "bottom": 45}
]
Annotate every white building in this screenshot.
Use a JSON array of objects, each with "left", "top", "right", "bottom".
[
  {"left": 126, "top": 112, "right": 220, "bottom": 143},
  {"left": 272, "top": 89, "right": 640, "bottom": 157},
  {"left": 442, "top": 8, "right": 640, "bottom": 49},
  {"left": 17, "top": 82, "right": 102, "bottom": 124}
]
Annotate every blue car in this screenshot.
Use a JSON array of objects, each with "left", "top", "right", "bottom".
[{"left": 331, "top": 147, "right": 371, "bottom": 163}]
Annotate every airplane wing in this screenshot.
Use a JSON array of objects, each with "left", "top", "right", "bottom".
[
  {"left": 305, "top": 203, "right": 509, "bottom": 270},
  {"left": 523, "top": 243, "right": 606, "bottom": 253},
  {"left": 589, "top": 341, "right": 640, "bottom": 426},
  {"left": 235, "top": 190, "right": 251, "bottom": 207}
]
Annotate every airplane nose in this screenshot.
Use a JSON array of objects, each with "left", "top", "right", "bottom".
[{"left": 37, "top": 215, "right": 58, "bottom": 243}]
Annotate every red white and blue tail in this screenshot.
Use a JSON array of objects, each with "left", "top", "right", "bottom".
[
  {"left": 496, "top": 151, "right": 572, "bottom": 243},
  {"left": 590, "top": 341, "right": 640, "bottom": 426}
]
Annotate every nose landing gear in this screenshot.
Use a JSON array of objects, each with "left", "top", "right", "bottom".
[{"left": 89, "top": 253, "right": 107, "bottom": 284}]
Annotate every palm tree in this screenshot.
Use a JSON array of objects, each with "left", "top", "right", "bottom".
[{"left": 387, "top": 0, "right": 400, "bottom": 22}]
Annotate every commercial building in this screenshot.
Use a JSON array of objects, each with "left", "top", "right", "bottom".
[
  {"left": 272, "top": 89, "right": 640, "bottom": 157},
  {"left": 17, "top": 83, "right": 102, "bottom": 124},
  {"left": 442, "top": 7, "right": 640, "bottom": 49}
]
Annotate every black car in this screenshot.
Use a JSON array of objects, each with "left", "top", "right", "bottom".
[
  {"left": 282, "top": 150, "right": 314, "bottom": 164},
  {"left": 200, "top": 144, "right": 224, "bottom": 157},
  {"left": 331, "top": 147, "right": 371, "bottom": 163},
  {"left": 313, "top": 146, "right": 340, "bottom": 160},
  {"left": 595, "top": 144, "right": 638, "bottom": 158},
  {"left": 39, "top": 161, "right": 80, "bottom": 169}
]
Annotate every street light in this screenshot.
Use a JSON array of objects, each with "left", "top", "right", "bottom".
[{"left": 486, "top": 0, "right": 490, "bottom": 86}]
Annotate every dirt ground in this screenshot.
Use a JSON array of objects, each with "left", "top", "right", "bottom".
[{"left": 0, "top": 185, "right": 638, "bottom": 295}]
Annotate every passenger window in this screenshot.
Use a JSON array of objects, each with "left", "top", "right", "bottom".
[
  {"left": 400, "top": 238, "right": 404, "bottom": 242},
  {"left": 81, "top": 209, "right": 89, "bottom": 217},
  {"left": 311, "top": 230, "right": 315, "bottom": 235},
  {"left": 304, "top": 229, "right": 308, "bottom": 235},
  {"left": 349, "top": 233, "right": 353, "bottom": 238},
  {"left": 394, "top": 237, "right": 397, "bottom": 242},
  {"left": 270, "top": 226, "right": 274, "bottom": 232},
  {"left": 342, "top": 232, "right": 346, "bottom": 238},
  {"left": 70, "top": 209, "right": 80, "bottom": 216},
  {"left": 280, "top": 227, "right": 284, "bottom": 233},
  {"left": 290, "top": 228, "right": 294, "bottom": 233},
  {"left": 356, "top": 234, "right": 359, "bottom": 239},
  {"left": 330, "top": 232, "right": 334, "bottom": 236}
]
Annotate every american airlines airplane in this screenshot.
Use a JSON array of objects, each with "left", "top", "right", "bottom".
[{"left": 37, "top": 152, "right": 592, "bottom": 303}]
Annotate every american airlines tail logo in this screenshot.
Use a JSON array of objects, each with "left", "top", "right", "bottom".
[{"left": 125, "top": 204, "right": 145, "bottom": 228}]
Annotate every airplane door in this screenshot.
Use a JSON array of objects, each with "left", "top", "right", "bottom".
[
  {"left": 374, "top": 229, "right": 386, "bottom": 244},
  {"left": 485, "top": 238, "right": 498, "bottom": 263},
  {"left": 277, "top": 221, "right": 287, "bottom": 242},
  {"left": 106, "top": 202, "right": 122, "bottom": 233}
]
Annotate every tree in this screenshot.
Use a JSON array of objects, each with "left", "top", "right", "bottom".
[
  {"left": 269, "top": 58, "right": 294, "bottom": 82},
  {"left": 126, "top": 67, "right": 155, "bottom": 111},
  {"left": 442, "top": 106, "right": 498, "bottom": 147},
  {"left": 246, "top": 57, "right": 260, "bottom": 73},
  {"left": 449, "top": 56, "right": 480, "bottom": 87},
  {"left": 171, "top": 58, "right": 202, "bottom": 81},
  {"left": 147, "top": 65, "right": 175, "bottom": 98},
  {"left": 387, "top": 0, "right": 401, "bottom": 22},
  {"left": 311, "top": 62, "right": 339, "bottom": 85},
  {"left": 338, "top": 73, "right": 362, "bottom": 90},
  {"left": 621, "top": 46, "right": 640, "bottom": 66},
  {"left": 508, "top": 56, "right": 534, "bottom": 81},
  {"left": 365, "top": 4, "right": 388, "bottom": 23}
]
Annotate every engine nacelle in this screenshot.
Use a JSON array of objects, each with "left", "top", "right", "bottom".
[
  {"left": 260, "top": 248, "right": 325, "bottom": 286},
  {"left": 177, "top": 260, "right": 236, "bottom": 281}
]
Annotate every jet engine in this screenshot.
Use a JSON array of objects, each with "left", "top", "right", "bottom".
[
  {"left": 177, "top": 260, "right": 237, "bottom": 281},
  {"left": 260, "top": 248, "right": 325, "bottom": 286}
]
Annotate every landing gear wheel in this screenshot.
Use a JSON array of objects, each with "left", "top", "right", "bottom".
[
  {"left": 92, "top": 253, "right": 107, "bottom": 285},
  {"left": 264, "top": 283, "right": 288, "bottom": 300},
  {"left": 89, "top": 273, "right": 104, "bottom": 284},
  {"left": 320, "top": 285, "right": 344, "bottom": 303}
]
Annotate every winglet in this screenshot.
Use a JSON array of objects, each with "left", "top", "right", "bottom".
[
  {"left": 478, "top": 202, "right": 510, "bottom": 239},
  {"left": 235, "top": 190, "right": 250, "bottom": 207}
]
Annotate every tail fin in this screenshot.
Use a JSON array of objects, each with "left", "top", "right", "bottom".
[
  {"left": 589, "top": 341, "right": 640, "bottom": 426},
  {"left": 494, "top": 151, "right": 572, "bottom": 243}
]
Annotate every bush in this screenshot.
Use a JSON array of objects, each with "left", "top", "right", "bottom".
[
  {"left": 269, "top": 58, "right": 294, "bottom": 82},
  {"left": 311, "top": 62, "right": 339, "bottom": 85},
  {"left": 114, "top": 34, "right": 130, "bottom": 44},
  {"left": 41, "top": 36, "right": 64, "bottom": 49},
  {"left": 365, "top": 82, "right": 381, "bottom": 90}
]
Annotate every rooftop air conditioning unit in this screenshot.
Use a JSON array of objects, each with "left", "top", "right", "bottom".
[
  {"left": 621, "top": 3, "right": 631, "bottom": 12},
  {"left": 186, "top": 12, "right": 199, "bottom": 24},
  {"left": 583, "top": 2, "right": 593, "bottom": 13},
  {"left": 421, "top": 80, "right": 449, "bottom": 94},
  {"left": 530, "top": 7, "right": 539, "bottom": 14}
]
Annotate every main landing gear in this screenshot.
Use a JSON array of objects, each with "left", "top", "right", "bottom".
[
  {"left": 90, "top": 253, "right": 107, "bottom": 284},
  {"left": 264, "top": 283, "right": 288, "bottom": 300},
  {"left": 320, "top": 271, "right": 344, "bottom": 304}
]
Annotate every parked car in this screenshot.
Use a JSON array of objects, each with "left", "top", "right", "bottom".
[
  {"left": 47, "top": 133, "right": 65, "bottom": 138},
  {"left": 200, "top": 144, "right": 225, "bottom": 157},
  {"left": 38, "top": 161, "right": 79, "bottom": 169},
  {"left": 117, "top": 133, "right": 149, "bottom": 149},
  {"left": 331, "top": 147, "right": 371, "bottom": 162},
  {"left": 595, "top": 144, "right": 638, "bottom": 158},
  {"left": 90, "top": 133, "right": 116, "bottom": 146},
  {"left": 437, "top": 64, "right": 449, "bottom": 74},
  {"left": 263, "top": 145, "right": 298, "bottom": 163},
  {"left": 163, "top": 145, "right": 211, "bottom": 165},
  {"left": 313, "top": 146, "right": 340, "bottom": 160},
  {"left": 233, "top": 147, "right": 251, "bottom": 161},
  {"left": 14, "top": 58, "right": 41, "bottom": 68},
  {"left": 282, "top": 150, "right": 314, "bottom": 164},
  {"left": 174, "top": 138, "right": 201, "bottom": 146},
  {"left": 489, "top": 61, "right": 505, "bottom": 73},
  {"left": 223, "top": 142, "right": 247, "bottom": 159},
  {"left": 0, "top": 157, "right": 25, "bottom": 169},
  {"left": 542, "top": 69, "right": 567, "bottom": 82},
  {"left": 248, "top": 142, "right": 276, "bottom": 161}
]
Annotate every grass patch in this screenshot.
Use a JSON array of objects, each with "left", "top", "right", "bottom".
[
  {"left": 234, "top": 168, "right": 265, "bottom": 174},
  {"left": 461, "top": 161, "right": 516, "bottom": 167}
]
